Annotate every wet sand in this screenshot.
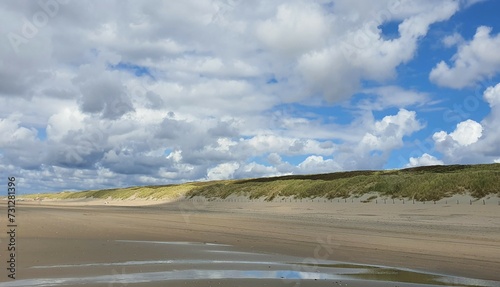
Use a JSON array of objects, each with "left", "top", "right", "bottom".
[{"left": 0, "top": 196, "right": 499, "bottom": 286}]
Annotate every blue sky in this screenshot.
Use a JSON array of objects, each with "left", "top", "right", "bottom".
[{"left": 1, "top": 0, "right": 500, "bottom": 194}]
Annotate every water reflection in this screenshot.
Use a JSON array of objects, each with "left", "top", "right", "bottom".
[
  {"left": 0, "top": 269, "right": 343, "bottom": 287},
  {"left": 7, "top": 241, "right": 499, "bottom": 287},
  {"left": 31, "top": 259, "right": 290, "bottom": 269},
  {"left": 116, "top": 240, "right": 230, "bottom": 246},
  {"left": 2, "top": 268, "right": 498, "bottom": 287}
]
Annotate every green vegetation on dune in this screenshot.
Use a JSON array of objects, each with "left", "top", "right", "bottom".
[
  {"left": 22, "top": 182, "right": 209, "bottom": 201},
  {"left": 186, "top": 164, "right": 500, "bottom": 201},
  {"left": 20, "top": 164, "right": 500, "bottom": 202}
]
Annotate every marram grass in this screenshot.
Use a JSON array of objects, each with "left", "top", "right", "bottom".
[
  {"left": 186, "top": 164, "right": 500, "bottom": 201},
  {"left": 21, "top": 164, "right": 500, "bottom": 202}
]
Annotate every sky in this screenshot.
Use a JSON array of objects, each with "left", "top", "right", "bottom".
[{"left": 1, "top": 0, "right": 500, "bottom": 194}]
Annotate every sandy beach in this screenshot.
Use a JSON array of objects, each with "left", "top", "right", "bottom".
[{"left": 1, "top": 196, "right": 499, "bottom": 286}]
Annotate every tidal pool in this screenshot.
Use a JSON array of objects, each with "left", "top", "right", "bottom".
[{"left": 1, "top": 241, "right": 498, "bottom": 287}]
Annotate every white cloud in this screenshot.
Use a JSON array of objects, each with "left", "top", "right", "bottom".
[
  {"left": 0, "top": 116, "right": 43, "bottom": 169},
  {"left": 245, "top": 110, "right": 423, "bottom": 173},
  {"left": 46, "top": 107, "right": 85, "bottom": 141},
  {"left": 406, "top": 153, "right": 444, "bottom": 167},
  {"left": 297, "top": 155, "right": 341, "bottom": 174},
  {"left": 483, "top": 82, "right": 500, "bottom": 107},
  {"left": 0, "top": 116, "right": 35, "bottom": 145},
  {"left": 265, "top": 0, "right": 459, "bottom": 102},
  {"left": 207, "top": 162, "right": 240, "bottom": 180},
  {"left": 256, "top": 2, "right": 329, "bottom": 58},
  {"left": 449, "top": 119, "right": 483, "bottom": 146},
  {"left": 241, "top": 135, "right": 336, "bottom": 157},
  {"left": 431, "top": 83, "right": 500, "bottom": 165},
  {"left": 234, "top": 162, "right": 281, "bottom": 179},
  {"left": 313, "top": 109, "right": 423, "bottom": 171},
  {"left": 433, "top": 119, "right": 485, "bottom": 163},
  {"left": 442, "top": 32, "right": 464, "bottom": 47},
  {"left": 359, "top": 109, "right": 423, "bottom": 153},
  {"left": 430, "top": 26, "right": 500, "bottom": 88},
  {"left": 433, "top": 119, "right": 483, "bottom": 147},
  {"left": 0, "top": 0, "right": 472, "bottom": 193}
]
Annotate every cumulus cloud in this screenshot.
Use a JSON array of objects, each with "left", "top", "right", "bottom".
[
  {"left": 433, "top": 119, "right": 488, "bottom": 164},
  {"left": 0, "top": 0, "right": 474, "bottom": 193},
  {"left": 297, "top": 155, "right": 341, "bottom": 174},
  {"left": 471, "top": 83, "right": 500, "bottom": 157},
  {"left": 78, "top": 74, "right": 134, "bottom": 120},
  {"left": 433, "top": 119, "right": 483, "bottom": 154},
  {"left": 359, "top": 109, "right": 423, "bottom": 153},
  {"left": 323, "top": 109, "right": 424, "bottom": 171},
  {"left": 406, "top": 153, "right": 444, "bottom": 167},
  {"left": 255, "top": 2, "right": 329, "bottom": 58},
  {"left": 207, "top": 162, "right": 240, "bottom": 180},
  {"left": 483, "top": 82, "right": 500, "bottom": 107},
  {"left": 256, "top": 0, "right": 460, "bottom": 102},
  {"left": 46, "top": 107, "right": 85, "bottom": 141},
  {"left": 234, "top": 162, "right": 281, "bottom": 179},
  {"left": 430, "top": 82, "right": 500, "bottom": 165},
  {"left": 0, "top": 116, "right": 44, "bottom": 170},
  {"left": 430, "top": 26, "right": 500, "bottom": 88},
  {"left": 449, "top": 120, "right": 483, "bottom": 146}
]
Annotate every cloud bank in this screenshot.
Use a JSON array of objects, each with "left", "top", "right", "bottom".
[{"left": 1, "top": 0, "right": 499, "bottom": 193}]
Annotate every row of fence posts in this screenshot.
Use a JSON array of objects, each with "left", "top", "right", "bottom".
[{"left": 185, "top": 198, "right": 497, "bottom": 205}]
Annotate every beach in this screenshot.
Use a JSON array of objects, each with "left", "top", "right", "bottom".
[{"left": 1, "top": 196, "right": 499, "bottom": 286}]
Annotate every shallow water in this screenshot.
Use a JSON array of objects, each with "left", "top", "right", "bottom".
[{"left": 2, "top": 241, "right": 498, "bottom": 287}]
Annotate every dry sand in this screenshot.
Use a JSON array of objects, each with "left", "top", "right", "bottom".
[{"left": 0, "top": 195, "right": 499, "bottom": 286}]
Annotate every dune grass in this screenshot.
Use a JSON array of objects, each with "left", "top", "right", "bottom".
[
  {"left": 19, "top": 164, "right": 500, "bottom": 202},
  {"left": 186, "top": 163, "right": 500, "bottom": 201},
  {"left": 21, "top": 182, "right": 209, "bottom": 201}
]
